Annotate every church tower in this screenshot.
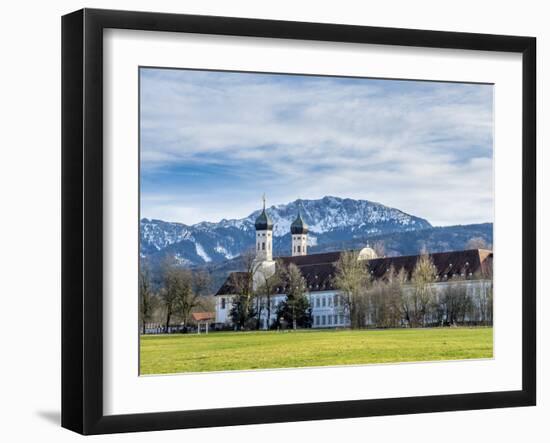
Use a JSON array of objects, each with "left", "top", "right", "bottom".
[
  {"left": 291, "top": 202, "right": 309, "bottom": 256},
  {"left": 254, "top": 195, "right": 273, "bottom": 262}
]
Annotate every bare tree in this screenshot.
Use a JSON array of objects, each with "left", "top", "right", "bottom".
[
  {"left": 174, "top": 269, "right": 201, "bottom": 329},
  {"left": 333, "top": 250, "right": 371, "bottom": 329},
  {"left": 257, "top": 259, "right": 283, "bottom": 329},
  {"left": 410, "top": 251, "right": 437, "bottom": 327},
  {"left": 476, "top": 260, "right": 493, "bottom": 325},
  {"left": 384, "top": 265, "right": 407, "bottom": 328},
  {"left": 229, "top": 249, "right": 261, "bottom": 329},
  {"left": 366, "top": 281, "right": 384, "bottom": 327},
  {"left": 440, "top": 282, "right": 464, "bottom": 326},
  {"left": 194, "top": 294, "right": 216, "bottom": 313},
  {"left": 159, "top": 257, "right": 205, "bottom": 332},
  {"left": 139, "top": 262, "right": 156, "bottom": 334},
  {"left": 366, "top": 265, "right": 407, "bottom": 328},
  {"left": 159, "top": 257, "right": 181, "bottom": 332}
]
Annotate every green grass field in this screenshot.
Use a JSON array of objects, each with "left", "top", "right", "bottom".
[{"left": 140, "top": 327, "right": 493, "bottom": 375}]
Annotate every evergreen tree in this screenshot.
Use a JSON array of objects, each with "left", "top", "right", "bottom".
[
  {"left": 277, "top": 263, "right": 312, "bottom": 329},
  {"left": 229, "top": 294, "right": 257, "bottom": 330}
]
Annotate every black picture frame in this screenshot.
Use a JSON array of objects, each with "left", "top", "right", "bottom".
[{"left": 62, "top": 8, "right": 536, "bottom": 435}]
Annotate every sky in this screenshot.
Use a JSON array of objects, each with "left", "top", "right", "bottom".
[{"left": 140, "top": 67, "right": 494, "bottom": 227}]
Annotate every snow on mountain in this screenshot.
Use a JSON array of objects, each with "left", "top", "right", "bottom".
[
  {"left": 195, "top": 243, "right": 212, "bottom": 263},
  {"left": 140, "top": 196, "right": 432, "bottom": 266},
  {"left": 214, "top": 244, "right": 237, "bottom": 260},
  {"left": 140, "top": 219, "right": 193, "bottom": 250}
]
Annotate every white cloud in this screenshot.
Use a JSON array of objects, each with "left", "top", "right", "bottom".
[{"left": 140, "top": 69, "right": 493, "bottom": 226}]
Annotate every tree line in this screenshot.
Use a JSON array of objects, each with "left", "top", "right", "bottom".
[
  {"left": 139, "top": 257, "right": 214, "bottom": 334},
  {"left": 225, "top": 249, "right": 493, "bottom": 331},
  {"left": 340, "top": 251, "right": 492, "bottom": 329},
  {"left": 140, "top": 249, "right": 493, "bottom": 333}
]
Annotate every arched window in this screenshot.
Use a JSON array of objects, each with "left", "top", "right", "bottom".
[{"left": 262, "top": 242, "right": 265, "bottom": 250}]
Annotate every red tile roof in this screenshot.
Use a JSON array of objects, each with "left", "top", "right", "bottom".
[{"left": 191, "top": 312, "right": 215, "bottom": 322}]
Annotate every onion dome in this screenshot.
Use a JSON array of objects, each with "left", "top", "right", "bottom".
[
  {"left": 291, "top": 211, "right": 309, "bottom": 235},
  {"left": 255, "top": 195, "right": 273, "bottom": 231}
]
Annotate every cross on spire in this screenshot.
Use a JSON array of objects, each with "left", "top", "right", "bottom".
[{"left": 262, "top": 193, "right": 266, "bottom": 210}]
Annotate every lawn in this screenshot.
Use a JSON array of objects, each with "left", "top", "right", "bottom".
[{"left": 140, "top": 327, "right": 493, "bottom": 375}]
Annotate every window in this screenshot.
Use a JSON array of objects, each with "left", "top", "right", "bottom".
[
  {"left": 322, "top": 297, "right": 326, "bottom": 307},
  {"left": 221, "top": 298, "right": 226, "bottom": 309},
  {"left": 334, "top": 315, "right": 338, "bottom": 324},
  {"left": 316, "top": 297, "right": 320, "bottom": 308},
  {"left": 297, "top": 245, "right": 301, "bottom": 253},
  {"left": 328, "top": 297, "right": 332, "bottom": 307},
  {"left": 334, "top": 295, "right": 338, "bottom": 306},
  {"left": 315, "top": 316, "right": 320, "bottom": 326},
  {"left": 257, "top": 243, "right": 260, "bottom": 251},
  {"left": 339, "top": 315, "right": 343, "bottom": 324},
  {"left": 322, "top": 315, "right": 326, "bottom": 325},
  {"left": 262, "top": 242, "right": 265, "bottom": 250},
  {"left": 328, "top": 315, "right": 332, "bottom": 325}
]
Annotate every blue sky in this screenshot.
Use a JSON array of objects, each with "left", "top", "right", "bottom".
[{"left": 140, "top": 68, "right": 493, "bottom": 226}]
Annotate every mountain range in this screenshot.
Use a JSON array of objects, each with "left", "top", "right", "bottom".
[{"left": 140, "top": 196, "right": 492, "bottom": 270}]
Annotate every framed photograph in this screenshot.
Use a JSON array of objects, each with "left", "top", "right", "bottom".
[{"left": 62, "top": 8, "right": 536, "bottom": 435}]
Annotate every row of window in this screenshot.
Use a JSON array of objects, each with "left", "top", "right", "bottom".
[
  {"left": 220, "top": 296, "right": 343, "bottom": 311},
  {"left": 313, "top": 294, "right": 341, "bottom": 308},
  {"left": 220, "top": 298, "right": 281, "bottom": 311},
  {"left": 313, "top": 314, "right": 347, "bottom": 326}
]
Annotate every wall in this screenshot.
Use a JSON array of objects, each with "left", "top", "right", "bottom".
[{"left": 0, "top": 0, "right": 546, "bottom": 441}]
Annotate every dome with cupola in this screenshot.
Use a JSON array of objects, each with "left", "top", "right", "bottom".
[{"left": 357, "top": 246, "right": 377, "bottom": 261}]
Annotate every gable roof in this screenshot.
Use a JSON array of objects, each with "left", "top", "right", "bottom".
[
  {"left": 215, "top": 249, "right": 492, "bottom": 296},
  {"left": 215, "top": 271, "right": 248, "bottom": 296},
  {"left": 191, "top": 312, "right": 216, "bottom": 322}
]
